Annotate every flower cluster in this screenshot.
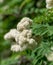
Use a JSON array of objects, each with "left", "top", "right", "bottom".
[
  {"left": 46, "top": 0, "right": 53, "bottom": 9},
  {"left": 0, "top": 0, "right": 3, "bottom": 3},
  {"left": 4, "top": 17, "right": 37, "bottom": 52}
]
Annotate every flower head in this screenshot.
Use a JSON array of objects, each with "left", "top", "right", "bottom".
[
  {"left": 4, "top": 29, "right": 20, "bottom": 40},
  {"left": 11, "top": 44, "right": 21, "bottom": 52},
  {"left": 17, "top": 17, "right": 32, "bottom": 31},
  {"left": 46, "top": 0, "right": 53, "bottom": 9},
  {"left": 0, "top": 0, "right": 3, "bottom": 3},
  {"left": 4, "top": 17, "right": 37, "bottom": 52}
]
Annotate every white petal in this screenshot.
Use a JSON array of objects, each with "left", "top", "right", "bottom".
[
  {"left": 20, "top": 30, "right": 29, "bottom": 37},
  {"left": 11, "top": 44, "right": 21, "bottom": 52},
  {"left": 27, "top": 29, "right": 32, "bottom": 38},
  {"left": 27, "top": 39, "right": 35, "bottom": 44},
  {"left": 17, "top": 17, "right": 32, "bottom": 31},
  {"left": 19, "top": 36, "right": 27, "bottom": 45},
  {"left": 46, "top": 0, "right": 53, "bottom": 3},
  {"left": 46, "top": 0, "right": 53, "bottom": 9},
  {"left": 0, "top": 0, "right": 3, "bottom": 3},
  {"left": 4, "top": 32, "right": 11, "bottom": 40}
]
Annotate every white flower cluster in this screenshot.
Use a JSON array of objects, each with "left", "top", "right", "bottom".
[
  {"left": 46, "top": 0, "right": 53, "bottom": 9},
  {"left": 4, "top": 17, "right": 37, "bottom": 52},
  {"left": 0, "top": 0, "right": 3, "bottom": 3}
]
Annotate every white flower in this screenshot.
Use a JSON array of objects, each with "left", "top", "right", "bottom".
[
  {"left": 20, "top": 29, "right": 32, "bottom": 38},
  {"left": 27, "top": 29, "right": 32, "bottom": 38},
  {"left": 11, "top": 44, "right": 21, "bottom": 52},
  {"left": 18, "top": 17, "right": 32, "bottom": 24},
  {"left": 46, "top": 4, "right": 53, "bottom": 9},
  {"left": 4, "top": 32, "right": 11, "bottom": 40},
  {"left": 27, "top": 38, "right": 35, "bottom": 45},
  {"left": 46, "top": 0, "right": 53, "bottom": 9},
  {"left": 46, "top": 0, "right": 53, "bottom": 3},
  {"left": 17, "top": 17, "right": 32, "bottom": 31},
  {"left": 11, "top": 44, "right": 27, "bottom": 52},
  {"left": 20, "top": 30, "right": 28, "bottom": 37},
  {"left": 4, "top": 17, "right": 36, "bottom": 52},
  {"left": 0, "top": 0, "right": 3, "bottom": 3},
  {"left": 14, "top": 32, "right": 20, "bottom": 42},
  {"left": 19, "top": 36, "right": 27, "bottom": 46},
  {"left": 15, "top": 35, "right": 20, "bottom": 43},
  {"left": 22, "top": 21, "right": 29, "bottom": 28},
  {"left": 10, "top": 29, "right": 19, "bottom": 37},
  {"left": 17, "top": 24, "right": 25, "bottom": 31},
  {"left": 4, "top": 29, "right": 20, "bottom": 40},
  {"left": 45, "top": 52, "right": 53, "bottom": 61}
]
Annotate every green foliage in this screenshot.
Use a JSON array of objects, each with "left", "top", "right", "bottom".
[{"left": 30, "top": 9, "right": 53, "bottom": 65}]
